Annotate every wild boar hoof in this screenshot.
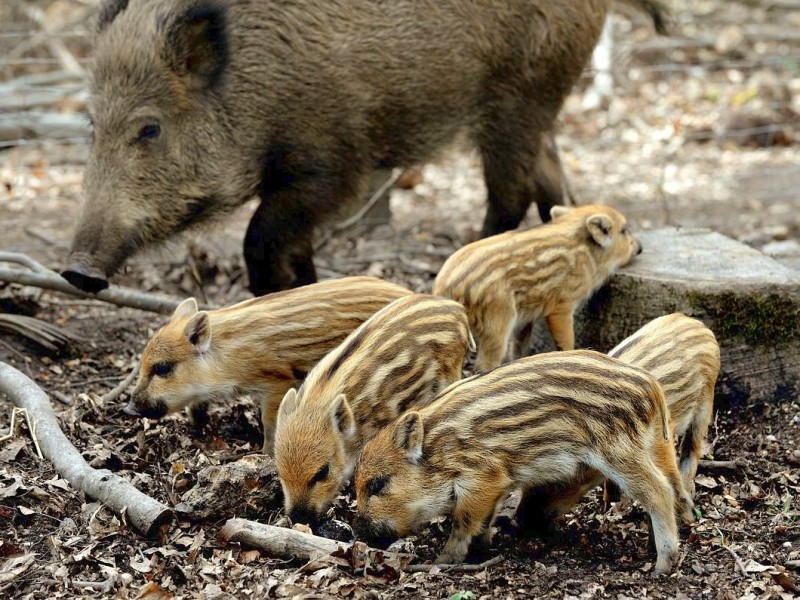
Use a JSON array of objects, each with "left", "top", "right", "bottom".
[{"left": 61, "top": 267, "right": 109, "bottom": 293}]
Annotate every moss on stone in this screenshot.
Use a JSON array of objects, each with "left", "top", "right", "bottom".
[{"left": 687, "top": 290, "right": 799, "bottom": 347}]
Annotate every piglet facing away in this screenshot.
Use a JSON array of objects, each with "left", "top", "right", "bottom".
[
  {"left": 62, "top": 0, "right": 668, "bottom": 296},
  {"left": 273, "top": 294, "right": 473, "bottom": 528},
  {"left": 433, "top": 204, "right": 642, "bottom": 372},
  {"left": 518, "top": 314, "right": 720, "bottom": 531},
  {"left": 126, "top": 276, "right": 411, "bottom": 454},
  {"left": 610, "top": 313, "right": 721, "bottom": 496},
  {"left": 353, "top": 350, "right": 693, "bottom": 575}
]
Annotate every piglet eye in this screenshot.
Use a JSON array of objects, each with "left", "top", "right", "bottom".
[
  {"left": 311, "top": 463, "right": 330, "bottom": 485},
  {"left": 137, "top": 122, "right": 161, "bottom": 143},
  {"left": 366, "top": 475, "right": 388, "bottom": 497},
  {"left": 150, "top": 362, "right": 174, "bottom": 378}
]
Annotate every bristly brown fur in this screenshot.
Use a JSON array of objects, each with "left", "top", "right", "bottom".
[
  {"left": 433, "top": 204, "right": 641, "bottom": 371},
  {"left": 129, "top": 276, "right": 411, "bottom": 453},
  {"left": 354, "top": 350, "right": 692, "bottom": 575},
  {"left": 68, "top": 0, "right": 667, "bottom": 296},
  {"left": 273, "top": 294, "right": 473, "bottom": 525}
]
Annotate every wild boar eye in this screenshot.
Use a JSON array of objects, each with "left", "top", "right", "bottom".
[
  {"left": 310, "top": 463, "right": 330, "bottom": 485},
  {"left": 137, "top": 123, "right": 161, "bottom": 143},
  {"left": 150, "top": 361, "right": 174, "bottom": 378},
  {"left": 366, "top": 475, "right": 388, "bottom": 497}
]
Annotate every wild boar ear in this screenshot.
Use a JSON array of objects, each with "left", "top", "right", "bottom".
[
  {"left": 586, "top": 214, "right": 614, "bottom": 249},
  {"left": 97, "top": 0, "right": 130, "bottom": 32},
  {"left": 173, "top": 297, "right": 199, "bottom": 319},
  {"left": 331, "top": 394, "right": 357, "bottom": 440},
  {"left": 393, "top": 412, "right": 424, "bottom": 464},
  {"left": 184, "top": 311, "right": 211, "bottom": 353},
  {"left": 163, "top": 1, "right": 228, "bottom": 90},
  {"left": 276, "top": 388, "right": 299, "bottom": 428},
  {"left": 549, "top": 206, "right": 571, "bottom": 221}
]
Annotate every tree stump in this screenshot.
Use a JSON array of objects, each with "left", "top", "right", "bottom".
[{"left": 530, "top": 228, "right": 800, "bottom": 406}]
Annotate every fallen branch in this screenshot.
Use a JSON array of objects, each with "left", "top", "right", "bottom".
[
  {"left": 699, "top": 459, "right": 749, "bottom": 473},
  {"left": 71, "top": 576, "right": 116, "bottom": 594},
  {"left": 0, "top": 252, "right": 204, "bottom": 315},
  {"left": 220, "top": 518, "right": 414, "bottom": 572},
  {"left": 100, "top": 362, "right": 140, "bottom": 404},
  {"left": 0, "top": 362, "right": 172, "bottom": 537},
  {"left": 403, "top": 555, "right": 504, "bottom": 573},
  {"left": 219, "top": 518, "right": 500, "bottom": 575},
  {"left": 0, "top": 314, "right": 79, "bottom": 355},
  {"left": 220, "top": 519, "right": 346, "bottom": 560}
]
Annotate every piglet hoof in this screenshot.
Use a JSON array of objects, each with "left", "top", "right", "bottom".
[
  {"left": 434, "top": 549, "right": 466, "bottom": 565},
  {"left": 653, "top": 552, "right": 677, "bottom": 576}
]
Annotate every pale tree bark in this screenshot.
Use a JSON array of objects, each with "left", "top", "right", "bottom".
[{"left": 0, "top": 362, "right": 172, "bottom": 537}]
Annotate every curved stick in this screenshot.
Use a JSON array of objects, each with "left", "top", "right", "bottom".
[
  {"left": 0, "top": 362, "right": 172, "bottom": 537},
  {"left": 0, "top": 267, "right": 190, "bottom": 315}
]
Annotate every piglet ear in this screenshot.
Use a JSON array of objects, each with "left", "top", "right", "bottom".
[
  {"left": 331, "top": 394, "right": 356, "bottom": 440},
  {"left": 173, "top": 297, "right": 199, "bottom": 319},
  {"left": 393, "top": 412, "right": 424, "bottom": 464},
  {"left": 184, "top": 311, "right": 211, "bottom": 353},
  {"left": 549, "top": 205, "right": 571, "bottom": 220},
  {"left": 276, "top": 388, "right": 300, "bottom": 429},
  {"left": 586, "top": 214, "right": 614, "bottom": 249},
  {"left": 97, "top": 0, "right": 130, "bottom": 32},
  {"left": 162, "top": 1, "right": 228, "bottom": 90}
]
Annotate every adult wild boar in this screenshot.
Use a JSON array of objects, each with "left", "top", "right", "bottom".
[{"left": 62, "top": 0, "right": 668, "bottom": 296}]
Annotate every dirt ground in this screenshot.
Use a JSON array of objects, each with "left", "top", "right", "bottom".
[{"left": 1, "top": 0, "right": 800, "bottom": 598}]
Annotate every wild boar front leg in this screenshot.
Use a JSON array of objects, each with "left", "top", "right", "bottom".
[
  {"left": 245, "top": 149, "right": 368, "bottom": 295},
  {"left": 436, "top": 481, "right": 509, "bottom": 564},
  {"left": 244, "top": 201, "right": 318, "bottom": 296},
  {"left": 545, "top": 303, "right": 576, "bottom": 351},
  {"left": 654, "top": 436, "right": 696, "bottom": 525}
]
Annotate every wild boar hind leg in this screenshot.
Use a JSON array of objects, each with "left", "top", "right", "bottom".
[{"left": 479, "top": 124, "right": 566, "bottom": 236}]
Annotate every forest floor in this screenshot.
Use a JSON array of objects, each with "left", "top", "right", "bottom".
[{"left": 1, "top": 0, "right": 799, "bottom": 598}]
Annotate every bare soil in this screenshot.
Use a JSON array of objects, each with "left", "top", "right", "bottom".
[{"left": 1, "top": 1, "right": 799, "bottom": 598}]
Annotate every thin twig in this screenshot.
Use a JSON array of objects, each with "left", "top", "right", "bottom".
[
  {"left": 51, "top": 391, "right": 73, "bottom": 406},
  {"left": 16, "top": 5, "right": 86, "bottom": 75},
  {"left": 721, "top": 544, "right": 749, "bottom": 578},
  {"left": 0, "top": 252, "right": 49, "bottom": 274},
  {"left": 71, "top": 575, "right": 116, "bottom": 594},
  {"left": 100, "top": 362, "right": 140, "bottom": 404},
  {"left": 403, "top": 555, "right": 504, "bottom": 573},
  {"left": 24, "top": 228, "right": 69, "bottom": 250},
  {"left": 0, "top": 406, "right": 24, "bottom": 444},
  {"left": 333, "top": 169, "right": 402, "bottom": 232},
  {"left": 314, "top": 169, "right": 401, "bottom": 251}
]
